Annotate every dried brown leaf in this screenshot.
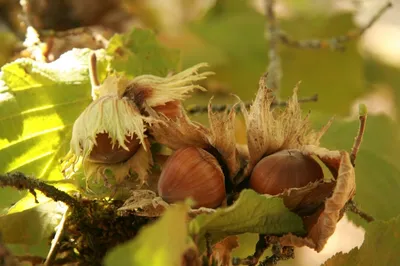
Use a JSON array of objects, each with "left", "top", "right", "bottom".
[
  {"left": 279, "top": 151, "right": 356, "bottom": 252},
  {"left": 300, "top": 145, "right": 341, "bottom": 177},
  {"left": 212, "top": 236, "right": 240, "bottom": 266},
  {"left": 118, "top": 190, "right": 168, "bottom": 217}
]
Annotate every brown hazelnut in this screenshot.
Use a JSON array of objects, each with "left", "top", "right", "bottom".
[
  {"left": 158, "top": 147, "right": 226, "bottom": 208},
  {"left": 249, "top": 149, "right": 324, "bottom": 195},
  {"left": 88, "top": 133, "right": 141, "bottom": 164}
]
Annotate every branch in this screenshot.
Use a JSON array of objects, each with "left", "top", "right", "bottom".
[
  {"left": 351, "top": 104, "right": 367, "bottom": 166},
  {"left": 185, "top": 94, "right": 318, "bottom": 115},
  {"left": 0, "top": 172, "right": 81, "bottom": 210},
  {"left": 279, "top": 2, "right": 392, "bottom": 51},
  {"left": 265, "top": 0, "right": 282, "bottom": 91}
]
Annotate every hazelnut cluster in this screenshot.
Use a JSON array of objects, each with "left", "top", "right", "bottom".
[{"left": 63, "top": 55, "right": 356, "bottom": 253}]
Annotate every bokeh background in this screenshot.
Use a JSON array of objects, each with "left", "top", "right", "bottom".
[{"left": 0, "top": 0, "right": 399, "bottom": 265}]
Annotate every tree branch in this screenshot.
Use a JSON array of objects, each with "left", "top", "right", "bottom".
[
  {"left": 279, "top": 2, "right": 392, "bottom": 51},
  {"left": 0, "top": 172, "right": 81, "bottom": 210}
]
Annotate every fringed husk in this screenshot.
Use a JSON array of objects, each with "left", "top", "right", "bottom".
[{"left": 242, "top": 78, "right": 330, "bottom": 176}]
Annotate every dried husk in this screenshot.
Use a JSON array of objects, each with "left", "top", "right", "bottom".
[
  {"left": 208, "top": 99, "right": 241, "bottom": 178},
  {"left": 150, "top": 98, "right": 242, "bottom": 181},
  {"left": 279, "top": 151, "right": 356, "bottom": 252},
  {"left": 127, "top": 63, "right": 214, "bottom": 107},
  {"left": 242, "top": 77, "right": 330, "bottom": 176},
  {"left": 83, "top": 139, "right": 153, "bottom": 187}
]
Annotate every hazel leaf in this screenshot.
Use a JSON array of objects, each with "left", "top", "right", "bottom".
[
  {"left": 104, "top": 202, "right": 191, "bottom": 266},
  {"left": 107, "top": 28, "right": 180, "bottom": 78},
  {"left": 324, "top": 215, "right": 400, "bottom": 266},
  {"left": 0, "top": 201, "right": 66, "bottom": 245},
  {"left": 0, "top": 49, "right": 99, "bottom": 212},
  {"left": 189, "top": 189, "right": 305, "bottom": 248}
]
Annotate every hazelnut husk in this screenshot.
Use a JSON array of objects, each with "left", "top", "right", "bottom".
[
  {"left": 157, "top": 147, "right": 226, "bottom": 209},
  {"left": 249, "top": 149, "right": 324, "bottom": 195},
  {"left": 152, "top": 100, "right": 182, "bottom": 119},
  {"left": 87, "top": 133, "right": 141, "bottom": 164}
]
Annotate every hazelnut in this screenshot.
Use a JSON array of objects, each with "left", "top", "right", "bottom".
[
  {"left": 249, "top": 149, "right": 324, "bottom": 195},
  {"left": 88, "top": 133, "right": 141, "bottom": 164},
  {"left": 158, "top": 147, "right": 226, "bottom": 208}
]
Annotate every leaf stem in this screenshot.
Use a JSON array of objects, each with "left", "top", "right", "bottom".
[
  {"left": 351, "top": 105, "right": 368, "bottom": 166},
  {"left": 45, "top": 207, "right": 69, "bottom": 266}
]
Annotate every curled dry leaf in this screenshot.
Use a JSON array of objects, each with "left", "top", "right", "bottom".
[
  {"left": 279, "top": 151, "right": 356, "bottom": 252},
  {"left": 212, "top": 236, "right": 240, "bottom": 266},
  {"left": 118, "top": 190, "right": 168, "bottom": 217}
]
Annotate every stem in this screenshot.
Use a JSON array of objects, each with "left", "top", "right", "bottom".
[
  {"left": 345, "top": 200, "right": 375, "bottom": 223},
  {"left": 0, "top": 172, "right": 81, "bottom": 210},
  {"left": 351, "top": 105, "right": 368, "bottom": 166},
  {"left": 89, "top": 52, "right": 100, "bottom": 88},
  {"left": 45, "top": 207, "right": 69, "bottom": 266}
]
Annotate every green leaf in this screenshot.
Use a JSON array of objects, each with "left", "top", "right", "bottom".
[
  {"left": 324, "top": 215, "right": 400, "bottom": 266},
  {"left": 0, "top": 49, "right": 98, "bottom": 212},
  {"left": 107, "top": 28, "right": 180, "bottom": 78},
  {"left": 313, "top": 114, "right": 400, "bottom": 222},
  {"left": 104, "top": 202, "right": 190, "bottom": 266},
  {"left": 189, "top": 189, "right": 305, "bottom": 248},
  {"left": 0, "top": 201, "right": 66, "bottom": 245}
]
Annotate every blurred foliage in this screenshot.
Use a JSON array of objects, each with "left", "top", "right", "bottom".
[{"left": 324, "top": 215, "right": 400, "bottom": 265}]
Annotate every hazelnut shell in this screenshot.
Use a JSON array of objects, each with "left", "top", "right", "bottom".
[
  {"left": 158, "top": 147, "right": 226, "bottom": 208},
  {"left": 88, "top": 133, "right": 141, "bottom": 164},
  {"left": 250, "top": 149, "right": 324, "bottom": 195}
]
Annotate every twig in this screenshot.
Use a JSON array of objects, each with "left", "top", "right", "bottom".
[
  {"left": 350, "top": 104, "right": 367, "bottom": 166},
  {"left": 279, "top": 2, "right": 392, "bottom": 51},
  {"left": 89, "top": 52, "right": 100, "bottom": 88},
  {"left": 259, "top": 244, "right": 295, "bottom": 266},
  {"left": 45, "top": 207, "right": 69, "bottom": 266},
  {"left": 185, "top": 94, "right": 318, "bottom": 115},
  {"left": 0, "top": 172, "right": 81, "bottom": 210},
  {"left": 205, "top": 233, "right": 213, "bottom": 261},
  {"left": 265, "top": 0, "right": 282, "bottom": 91},
  {"left": 232, "top": 235, "right": 270, "bottom": 266},
  {"left": 345, "top": 200, "right": 375, "bottom": 223}
]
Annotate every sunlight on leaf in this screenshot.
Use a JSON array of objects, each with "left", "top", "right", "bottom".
[
  {"left": 0, "top": 201, "right": 66, "bottom": 245},
  {"left": 104, "top": 202, "right": 190, "bottom": 266}
]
